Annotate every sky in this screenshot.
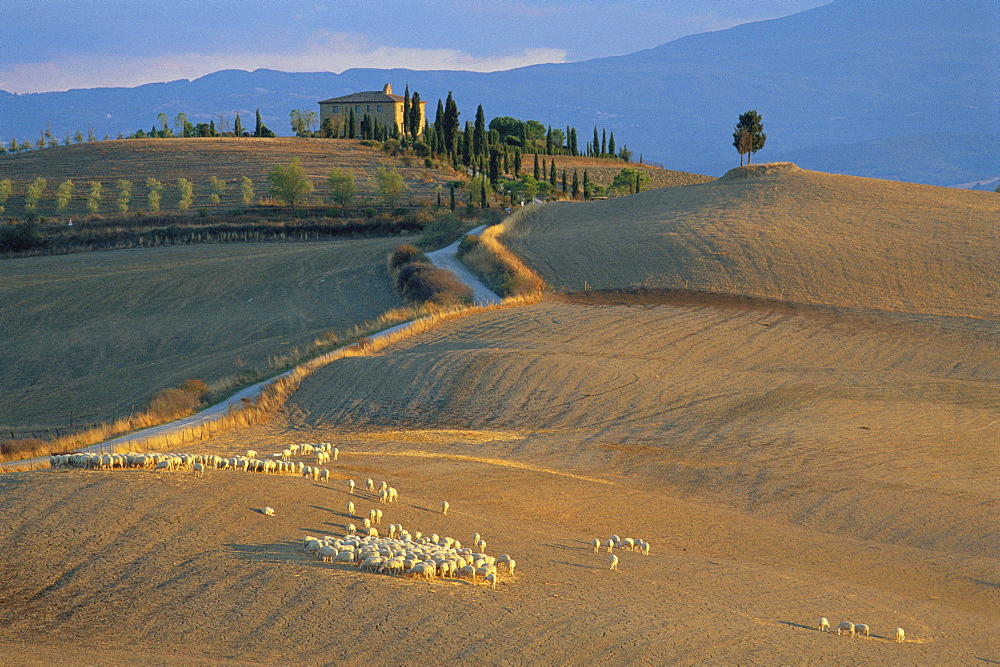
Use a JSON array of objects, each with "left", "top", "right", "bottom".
[{"left": 1, "top": 0, "right": 831, "bottom": 94}]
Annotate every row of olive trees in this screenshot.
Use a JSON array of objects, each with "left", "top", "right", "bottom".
[
  {"left": 265, "top": 157, "right": 409, "bottom": 215},
  {"left": 0, "top": 176, "right": 257, "bottom": 216}
]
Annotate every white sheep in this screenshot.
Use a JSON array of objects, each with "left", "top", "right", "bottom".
[
  {"left": 854, "top": 623, "right": 869, "bottom": 639},
  {"left": 605, "top": 539, "right": 615, "bottom": 553},
  {"left": 347, "top": 479, "right": 356, "bottom": 494},
  {"left": 609, "top": 554, "right": 619, "bottom": 571},
  {"left": 192, "top": 462, "right": 204, "bottom": 477},
  {"left": 262, "top": 506, "right": 275, "bottom": 516},
  {"left": 281, "top": 449, "right": 291, "bottom": 461},
  {"left": 836, "top": 622, "right": 855, "bottom": 637},
  {"left": 319, "top": 469, "right": 330, "bottom": 483},
  {"left": 366, "top": 478, "right": 375, "bottom": 492},
  {"left": 485, "top": 572, "right": 497, "bottom": 590},
  {"left": 246, "top": 449, "right": 257, "bottom": 458},
  {"left": 346, "top": 501, "right": 355, "bottom": 516},
  {"left": 441, "top": 500, "right": 449, "bottom": 515},
  {"left": 818, "top": 617, "right": 830, "bottom": 633},
  {"left": 894, "top": 627, "right": 905, "bottom": 643},
  {"left": 388, "top": 487, "right": 398, "bottom": 502},
  {"left": 591, "top": 538, "right": 601, "bottom": 553},
  {"left": 375, "top": 509, "right": 383, "bottom": 524},
  {"left": 332, "top": 447, "right": 339, "bottom": 461}
]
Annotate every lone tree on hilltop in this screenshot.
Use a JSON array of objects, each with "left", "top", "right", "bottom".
[
  {"left": 733, "top": 110, "right": 766, "bottom": 165},
  {"left": 267, "top": 157, "right": 313, "bottom": 213}
]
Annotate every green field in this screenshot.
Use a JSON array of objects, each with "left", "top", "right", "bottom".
[{"left": 0, "top": 237, "right": 412, "bottom": 434}]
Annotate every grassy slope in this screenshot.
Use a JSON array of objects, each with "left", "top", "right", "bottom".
[
  {"left": 0, "top": 138, "right": 456, "bottom": 217},
  {"left": 503, "top": 164, "right": 1000, "bottom": 320},
  {"left": 0, "top": 237, "right": 411, "bottom": 432}
]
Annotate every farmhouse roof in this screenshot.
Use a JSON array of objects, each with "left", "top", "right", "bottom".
[{"left": 319, "top": 83, "right": 423, "bottom": 105}]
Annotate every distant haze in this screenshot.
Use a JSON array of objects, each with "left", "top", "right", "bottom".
[{"left": 1, "top": 0, "right": 996, "bottom": 186}]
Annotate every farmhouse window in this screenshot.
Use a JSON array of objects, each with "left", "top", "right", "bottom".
[
  {"left": 367, "top": 105, "right": 371, "bottom": 112},
  {"left": 355, "top": 106, "right": 361, "bottom": 112},
  {"left": 332, "top": 106, "right": 338, "bottom": 113},
  {"left": 376, "top": 105, "right": 382, "bottom": 112}
]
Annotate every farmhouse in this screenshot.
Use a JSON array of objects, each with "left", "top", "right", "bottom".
[{"left": 319, "top": 84, "right": 426, "bottom": 138}]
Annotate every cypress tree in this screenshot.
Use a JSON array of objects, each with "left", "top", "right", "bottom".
[
  {"left": 550, "top": 160, "right": 557, "bottom": 187},
  {"left": 234, "top": 112, "right": 243, "bottom": 138},
  {"left": 348, "top": 108, "right": 356, "bottom": 139},
  {"left": 473, "top": 105, "right": 487, "bottom": 162},
  {"left": 533, "top": 153, "right": 540, "bottom": 180},
  {"left": 443, "top": 92, "right": 460, "bottom": 158},
  {"left": 449, "top": 182, "right": 456, "bottom": 210},
  {"left": 572, "top": 169, "right": 579, "bottom": 198},
  {"left": 593, "top": 127, "right": 600, "bottom": 156},
  {"left": 514, "top": 149, "right": 522, "bottom": 177},
  {"left": 583, "top": 169, "right": 590, "bottom": 199},
  {"left": 545, "top": 125, "right": 553, "bottom": 155},
  {"left": 462, "top": 121, "right": 473, "bottom": 167},
  {"left": 480, "top": 181, "right": 487, "bottom": 209},
  {"left": 409, "top": 91, "right": 422, "bottom": 140},
  {"left": 561, "top": 169, "right": 567, "bottom": 193},
  {"left": 541, "top": 158, "right": 547, "bottom": 182},
  {"left": 255, "top": 109, "right": 263, "bottom": 137},
  {"left": 601, "top": 129, "right": 607, "bottom": 156},
  {"left": 608, "top": 132, "right": 616, "bottom": 156},
  {"left": 402, "top": 84, "right": 411, "bottom": 141}
]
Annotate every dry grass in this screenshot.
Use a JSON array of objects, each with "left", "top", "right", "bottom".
[
  {"left": 0, "top": 238, "right": 412, "bottom": 435},
  {"left": 0, "top": 138, "right": 459, "bottom": 217},
  {"left": 517, "top": 154, "right": 714, "bottom": 190},
  {"left": 503, "top": 163, "right": 1000, "bottom": 319},
  {"left": 458, "top": 208, "right": 546, "bottom": 296}
]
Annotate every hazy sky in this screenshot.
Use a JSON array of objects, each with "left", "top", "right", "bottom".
[{"left": 2, "top": 0, "right": 831, "bottom": 94}]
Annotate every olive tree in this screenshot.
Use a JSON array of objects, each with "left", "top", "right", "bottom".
[{"left": 267, "top": 157, "right": 314, "bottom": 213}]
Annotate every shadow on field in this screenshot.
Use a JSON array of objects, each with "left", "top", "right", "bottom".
[
  {"left": 776, "top": 620, "right": 816, "bottom": 632},
  {"left": 225, "top": 541, "right": 305, "bottom": 565}
]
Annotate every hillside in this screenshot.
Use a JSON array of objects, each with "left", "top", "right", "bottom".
[
  {"left": 0, "top": 292, "right": 994, "bottom": 662},
  {"left": 0, "top": 238, "right": 410, "bottom": 435},
  {"left": 0, "top": 138, "right": 458, "bottom": 217},
  {"left": 502, "top": 164, "right": 1000, "bottom": 320},
  {"left": 1, "top": 0, "right": 995, "bottom": 185}
]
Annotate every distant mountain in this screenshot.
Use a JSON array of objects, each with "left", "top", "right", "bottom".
[{"left": 1, "top": 0, "right": 996, "bottom": 186}]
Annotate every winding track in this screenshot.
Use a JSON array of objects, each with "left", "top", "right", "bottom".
[{"left": 0, "top": 230, "right": 502, "bottom": 469}]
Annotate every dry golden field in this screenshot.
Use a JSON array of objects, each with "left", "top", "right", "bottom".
[
  {"left": 0, "top": 164, "right": 997, "bottom": 663},
  {"left": 504, "top": 163, "right": 1000, "bottom": 320},
  {"left": 516, "top": 153, "right": 715, "bottom": 190},
  {"left": 0, "top": 138, "right": 457, "bottom": 217},
  {"left": 0, "top": 237, "right": 411, "bottom": 434}
]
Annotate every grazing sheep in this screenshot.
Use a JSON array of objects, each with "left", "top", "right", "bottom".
[
  {"left": 319, "top": 469, "right": 330, "bottom": 483},
  {"left": 369, "top": 509, "right": 377, "bottom": 523},
  {"left": 332, "top": 447, "right": 339, "bottom": 461},
  {"left": 346, "top": 523, "right": 357, "bottom": 534},
  {"left": 818, "top": 617, "right": 830, "bottom": 633},
  {"left": 388, "top": 487, "right": 398, "bottom": 503},
  {"left": 485, "top": 572, "right": 497, "bottom": 590},
  {"left": 591, "top": 539, "right": 601, "bottom": 553},
  {"left": 192, "top": 462, "right": 205, "bottom": 478},
  {"left": 375, "top": 509, "right": 383, "bottom": 524},
  {"left": 441, "top": 501, "right": 449, "bottom": 515},
  {"left": 246, "top": 449, "right": 257, "bottom": 458},
  {"left": 346, "top": 501, "right": 355, "bottom": 516},
  {"left": 507, "top": 559, "right": 516, "bottom": 575},
  {"left": 854, "top": 623, "right": 869, "bottom": 639},
  {"left": 262, "top": 506, "right": 275, "bottom": 516},
  {"left": 379, "top": 489, "right": 388, "bottom": 504},
  {"left": 639, "top": 541, "right": 650, "bottom": 556},
  {"left": 366, "top": 478, "right": 375, "bottom": 492},
  {"left": 605, "top": 539, "right": 615, "bottom": 553},
  {"left": 609, "top": 554, "right": 619, "bottom": 571},
  {"left": 836, "top": 622, "right": 855, "bottom": 637},
  {"left": 348, "top": 479, "right": 356, "bottom": 494},
  {"left": 894, "top": 627, "right": 905, "bottom": 643}
]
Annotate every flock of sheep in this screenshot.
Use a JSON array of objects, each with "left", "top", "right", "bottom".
[
  {"left": 50, "top": 443, "right": 516, "bottom": 591},
  {"left": 818, "top": 618, "right": 906, "bottom": 643},
  {"left": 49, "top": 444, "right": 914, "bottom": 638}
]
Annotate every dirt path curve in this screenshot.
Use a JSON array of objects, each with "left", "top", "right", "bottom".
[
  {"left": 426, "top": 225, "right": 502, "bottom": 305},
  {"left": 0, "top": 230, "right": 498, "bottom": 470}
]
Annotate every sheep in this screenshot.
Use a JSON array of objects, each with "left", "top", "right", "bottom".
[
  {"left": 854, "top": 623, "right": 869, "bottom": 639},
  {"left": 346, "top": 523, "right": 357, "bottom": 534},
  {"left": 506, "top": 559, "right": 516, "bottom": 575},
  {"left": 347, "top": 479, "right": 356, "bottom": 494},
  {"left": 375, "top": 509, "right": 383, "bottom": 525},
  {"left": 246, "top": 449, "right": 257, "bottom": 458},
  {"left": 319, "top": 469, "right": 330, "bottom": 483},
  {"left": 369, "top": 509, "right": 377, "bottom": 523},
  {"left": 591, "top": 538, "right": 601, "bottom": 553},
  {"left": 836, "top": 622, "right": 855, "bottom": 637},
  {"left": 485, "top": 572, "right": 497, "bottom": 590},
  {"left": 379, "top": 489, "right": 389, "bottom": 504},
  {"left": 894, "top": 627, "right": 905, "bottom": 643},
  {"left": 332, "top": 447, "right": 339, "bottom": 461},
  {"left": 441, "top": 501, "right": 449, "bottom": 515},
  {"left": 609, "top": 554, "right": 619, "bottom": 571},
  {"left": 388, "top": 487, "right": 398, "bottom": 503},
  {"left": 366, "top": 478, "right": 375, "bottom": 492},
  {"left": 192, "top": 462, "right": 205, "bottom": 478},
  {"left": 818, "top": 617, "right": 830, "bottom": 633},
  {"left": 605, "top": 539, "right": 615, "bottom": 553},
  {"left": 346, "top": 501, "right": 355, "bottom": 517},
  {"left": 288, "top": 444, "right": 300, "bottom": 455},
  {"left": 262, "top": 506, "right": 275, "bottom": 516}
]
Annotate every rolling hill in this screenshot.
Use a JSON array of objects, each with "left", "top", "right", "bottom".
[
  {"left": 2, "top": 0, "right": 996, "bottom": 186},
  {"left": 502, "top": 163, "right": 1000, "bottom": 320}
]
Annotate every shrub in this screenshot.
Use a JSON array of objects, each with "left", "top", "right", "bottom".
[
  {"left": 145, "top": 387, "right": 201, "bottom": 420},
  {"left": 387, "top": 244, "right": 427, "bottom": 273},
  {"left": 394, "top": 262, "right": 472, "bottom": 305},
  {"left": 420, "top": 212, "right": 463, "bottom": 248},
  {"left": 0, "top": 438, "right": 48, "bottom": 459},
  {"left": 0, "top": 220, "right": 45, "bottom": 253}
]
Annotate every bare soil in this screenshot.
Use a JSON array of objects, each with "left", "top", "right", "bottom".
[{"left": 0, "top": 293, "right": 995, "bottom": 663}]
